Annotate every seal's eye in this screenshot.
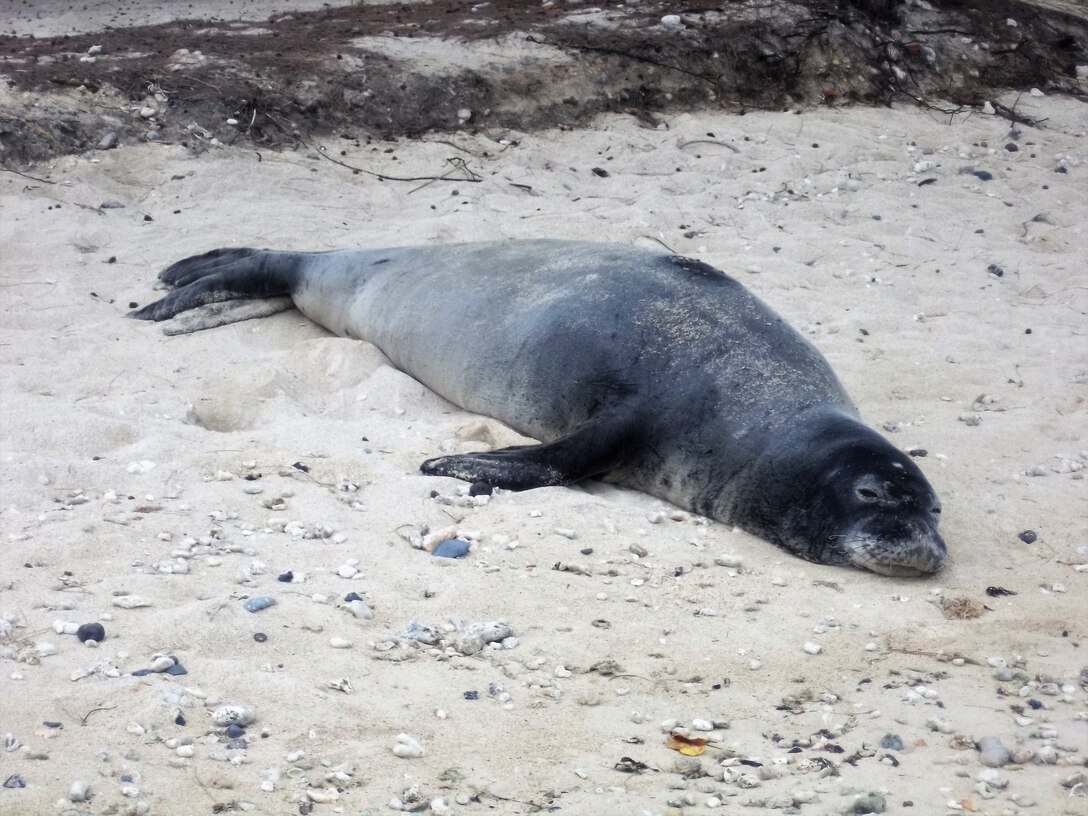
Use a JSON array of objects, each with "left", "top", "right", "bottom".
[{"left": 856, "top": 487, "right": 880, "bottom": 502}]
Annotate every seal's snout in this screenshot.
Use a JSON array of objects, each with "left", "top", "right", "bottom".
[{"left": 846, "top": 526, "right": 946, "bottom": 577}]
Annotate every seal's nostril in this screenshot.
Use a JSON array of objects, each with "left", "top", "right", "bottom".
[{"left": 857, "top": 487, "right": 880, "bottom": 501}]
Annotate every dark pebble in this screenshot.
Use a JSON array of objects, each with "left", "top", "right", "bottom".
[
  {"left": 131, "top": 668, "right": 153, "bottom": 677},
  {"left": 973, "top": 170, "right": 993, "bottom": 181},
  {"left": 225, "top": 738, "right": 247, "bottom": 750},
  {"left": 277, "top": 571, "right": 294, "bottom": 582},
  {"left": 432, "top": 538, "right": 470, "bottom": 558},
  {"left": 175, "top": 713, "right": 186, "bottom": 726},
  {"left": 987, "top": 264, "right": 1004, "bottom": 277},
  {"left": 165, "top": 662, "right": 188, "bottom": 676},
  {"left": 42, "top": 721, "right": 62, "bottom": 729},
  {"left": 468, "top": 481, "right": 493, "bottom": 497},
  {"left": 226, "top": 724, "right": 246, "bottom": 738},
  {"left": 120, "top": 774, "right": 134, "bottom": 783},
  {"left": 1027, "top": 698, "right": 1044, "bottom": 710},
  {"left": 1055, "top": 166, "right": 1068, "bottom": 174},
  {"left": 907, "top": 448, "right": 928, "bottom": 458},
  {"left": 463, "top": 690, "right": 479, "bottom": 700},
  {"left": 917, "top": 177, "right": 937, "bottom": 186},
  {"left": 1004, "top": 143, "right": 1019, "bottom": 152},
  {"left": 579, "top": 547, "right": 594, "bottom": 556},
  {"left": 1018, "top": 530, "right": 1037, "bottom": 544},
  {"left": 76, "top": 622, "right": 106, "bottom": 642},
  {"left": 292, "top": 462, "right": 310, "bottom": 473},
  {"left": 253, "top": 632, "right": 268, "bottom": 643},
  {"left": 880, "top": 733, "right": 904, "bottom": 750},
  {"left": 344, "top": 591, "right": 363, "bottom": 603},
  {"left": 3, "top": 774, "right": 25, "bottom": 789},
  {"left": 143, "top": 214, "right": 153, "bottom": 222}
]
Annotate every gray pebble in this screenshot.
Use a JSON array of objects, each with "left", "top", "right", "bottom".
[
  {"left": 97, "top": 132, "right": 119, "bottom": 150},
  {"left": 853, "top": 792, "right": 886, "bottom": 814},
  {"left": 977, "top": 736, "right": 1010, "bottom": 767},
  {"left": 243, "top": 596, "right": 275, "bottom": 613},
  {"left": 879, "top": 733, "right": 903, "bottom": 751}
]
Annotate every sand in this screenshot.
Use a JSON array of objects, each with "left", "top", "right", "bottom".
[{"left": 2, "top": 17, "right": 1087, "bottom": 816}]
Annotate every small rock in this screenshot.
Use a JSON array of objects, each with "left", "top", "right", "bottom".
[
  {"left": 1018, "top": 529, "right": 1037, "bottom": 543},
  {"left": 880, "top": 733, "right": 903, "bottom": 750},
  {"left": 243, "top": 596, "right": 275, "bottom": 613},
  {"left": 392, "top": 733, "right": 424, "bottom": 758},
  {"left": 69, "top": 780, "right": 90, "bottom": 801},
  {"left": 803, "top": 641, "right": 822, "bottom": 655},
  {"left": 432, "top": 539, "right": 470, "bottom": 559},
  {"left": 212, "top": 705, "right": 256, "bottom": 727},
  {"left": 977, "top": 736, "right": 1010, "bottom": 767},
  {"left": 97, "top": 132, "right": 119, "bottom": 150},
  {"left": 853, "top": 793, "right": 886, "bottom": 814},
  {"left": 112, "top": 595, "right": 151, "bottom": 608},
  {"left": 76, "top": 623, "right": 106, "bottom": 643},
  {"left": 3, "top": 774, "right": 25, "bottom": 789},
  {"left": 455, "top": 621, "right": 513, "bottom": 655}
]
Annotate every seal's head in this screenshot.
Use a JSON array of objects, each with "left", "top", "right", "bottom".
[{"left": 741, "top": 410, "right": 946, "bottom": 576}]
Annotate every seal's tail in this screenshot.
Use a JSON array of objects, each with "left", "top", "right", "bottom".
[{"left": 129, "top": 248, "right": 300, "bottom": 323}]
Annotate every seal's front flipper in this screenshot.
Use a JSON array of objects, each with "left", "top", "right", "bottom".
[
  {"left": 420, "top": 413, "right": 641, "bottom": 491},
  {"left": 129, "top": 250, "right": 302, "bottom": 322}
]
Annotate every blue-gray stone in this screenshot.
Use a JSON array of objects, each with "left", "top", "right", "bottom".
[
  {"left": 243, "top": 596, "right": 276, "bottom": 613},
  {"left": 432, "top": 538, "right": 470, "bottom": 558}
]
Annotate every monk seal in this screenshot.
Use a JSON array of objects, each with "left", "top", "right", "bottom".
[{"left": 130, "top": 240, "right": 946, "bottom": 576}]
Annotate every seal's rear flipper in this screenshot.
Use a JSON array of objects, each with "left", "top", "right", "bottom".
[
  {"left": 420, "top": 412, "right": 641, "bottom": 491},
  {"left": 162, "top": 296, "right": 295, "bottom": 335},
  {"left": 128, "top": 250, "right": 301, "bottom": 322}
]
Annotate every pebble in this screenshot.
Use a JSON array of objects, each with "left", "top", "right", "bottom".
[
  {"left": 243, "top": 596, "right": 275, "bottom": 613},
  {"left": 113, "top": 595, "right": 152, "bottom": 609},
  {"left": 392, "top": 733, "right": 424, "bottom": 758},
  {"left": 880, "top": 733, "right": 903, "bottom": 750},
  {"left": 97, "top": 132, "right": 119, "bottom": 150},
  {"left": 212, "top": 705, "right": 256, "bottom": 727},
  {"left": 1018, "top": 529, "right": 1037, "bottom": 543},
  {"left": 3, "top": 774, "right": 25, "bottom": 788},
  {"left": 455, "top": 620, "right": 513, "bottom": 655},
  {"left": 329, "top": 637, "right": 353, "bottom": 649},
  {"left": 337, "top": 564, "right": 358, "bottom": 579},
  {"left": 432, "top": 538, "right": 470, "bottom": 558},
  {"left": 853, "top": 793, "right": 886, "bottom": 814},
  {"left": 225, "top": 724, "right": 245, "bottom": 739},
  {"left": 977, "top": 736, "right": 1011, "bottom": 767},
  {"left": 347, "top": 599, "right": 373, "bottom": 620},
  {"left": 802, "top": 641, "right": 822, "bottom": 655},
  {"left": 69, "top": 780, "right": 90, "bottom": 802}
]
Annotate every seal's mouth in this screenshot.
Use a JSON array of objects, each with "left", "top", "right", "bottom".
[{"left": 843, "top": 530, "right": 946, "bottom": 577}]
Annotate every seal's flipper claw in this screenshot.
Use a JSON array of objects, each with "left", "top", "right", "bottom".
[{"left": 420, "top": 412, "right": 641, "bottom": 491}]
